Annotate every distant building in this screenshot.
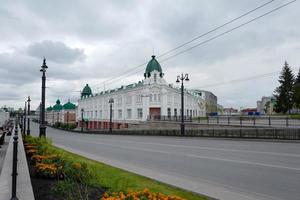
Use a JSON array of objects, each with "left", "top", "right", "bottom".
[
  {"left": 217, "top": 104, "right": 224, "bottom": 115},
  {"left": 76, "top": 55, "right": 207, "bottom": 130},
  {"left": 257, "top": 96, "right": 276, "bottom": 115},
  {"left": 193, "top": 90, "right": 217, "bottom": 115},
  {"left": 0, "top": 108, "right": 10, "bottom": 127},
  {"left": 46, "top": 99, "right": 77, "bottom": 125},
  {"left": 241, "top": 108, "right": 257, "bottom": 115},
  {"left": 223, "top": 107, "right": 239, "bottom": 115}
]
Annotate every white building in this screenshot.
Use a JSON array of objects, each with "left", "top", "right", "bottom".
[
  {"left": 0, "top": 109, "right": 10, "bottom": 127},
  {"left": 77, "top": 55, "right": 206, "bottom": 129},
  {"left": 257, "top": 96, "right": 276, "bottom": 115},
  {"left": 46, "top": 99, "right": 77, "bottom": 125}
]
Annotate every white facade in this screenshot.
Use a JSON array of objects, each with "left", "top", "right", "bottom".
[
  {"left": 0, "top": 110, "right": 10, "bottom": 126},
  {"left": 77, "top": 57, "right": 206, "bottom": 123}
]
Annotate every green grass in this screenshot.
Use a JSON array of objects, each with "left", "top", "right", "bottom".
[
  {"left": 290, "top": 114, "right": 300, "bottom": 119},
  {"left": 50, "top": 145, "right": 208, "bottom": 200}
]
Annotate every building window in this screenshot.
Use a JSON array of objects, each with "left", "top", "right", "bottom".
[
  {"left": 158, "top": 94, "right": 160, "bottom": 102},
  {"left": 167, "top": 108, "right": 171, "bottom": 118},
  {"left": 174, "top": 108, "right": 177, "bottom": 116},
  {"left": 95, "top": 110, "right": 98, "bottom": 118},
  {"left": 154, "top": 94, "right": 157, "bottom": 101},
  {"left": 190, "top": 109, "right": 192, "bottom": 116},
  {"left": 100, "top": 110, "right": 103, "bottom": 119},
  {"left": 127, "top": 109, "right": 132, "bottom": 119},
  {"left": 150, "top": 94, "right": 152, "bottom": 102},
  {"left": 126, "top": 96, "right": 132, "bottom": 104},
  {"left": 154, "top": 73, "right": 157, "bottom": 83},
  {"left": 117, "top": 97, "right": 122, "bottom": 106},
  {"left": 137, "top": 108, "right": 143, "bottom": 119},
  {"left": 136, "top": 94, "right": 142, "bottom": 103},
  {"left": 118, "top": 109, "right": 122, "bottom": 119}
]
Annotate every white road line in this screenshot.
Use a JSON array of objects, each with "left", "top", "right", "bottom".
[
  {"left": 81, "top": 139, "right": 300, "bottom": 171},
  {"left": 185, "top": 154, "right": 300, "bottom": 171},
  {"left": 99, "top": 138, "right": 300, "bottom": 158}
]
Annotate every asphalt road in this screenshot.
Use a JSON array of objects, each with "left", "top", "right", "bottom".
[{"left": 30, "top": 122, "right": 300, "bottom": 200}]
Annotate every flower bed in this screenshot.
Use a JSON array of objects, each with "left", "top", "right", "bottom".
[
  {"left": 24, "top": 135, "right": 206, "bottom": 200},
  {"left": 24, "top": 136, "right": 105, "bottom": 200}
]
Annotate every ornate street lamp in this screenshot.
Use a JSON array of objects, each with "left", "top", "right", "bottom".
[
  {"left": 39, "top": 58, "right": 48, "bottom": 137},
  {"left": 176, "top": 73, "right": 189, "bottom": 136},
  {"left": 27, "top": 96, "right": 31, "bottom": 135},
  {"left": 108, "top": 98, "right": 114, "bottom": 133},
  {"left": 23, "top": 101, "right": 27, "bottom": 135},
  {"left": 81, "top": 108, "right": 84, "bottom": 132}
]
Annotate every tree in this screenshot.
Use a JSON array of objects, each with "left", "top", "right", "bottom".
[
  {"left": 274, "top": 61, "right": 294, "bottom": 114},
  {"left": 264, "top": 101, "right": 270, "bottom": 114},
  {"left": 293, "top": 69, "right": 300, "bottom": 110}
]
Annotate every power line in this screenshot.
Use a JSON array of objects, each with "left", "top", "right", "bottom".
[
  {"left": 157, "top": 0, "right": 276, "bottom": 58},
  {"left": 160, "top": 0, "right": 297, "bottom": 63},
  {"left": 93, "top": 0, "right": 277, "bottom": 88},
  {"left": 102, "top": 0, "right": 297, "bottom": 88},
  {"left": 200, "top": 71, "right": 280, "bottom": 89},
  {"left": 197, "top": 66, "right": 298, "bottom": 89}
]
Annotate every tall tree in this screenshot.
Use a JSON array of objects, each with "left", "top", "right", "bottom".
[
  {"left": 293, "top": 68, "right": 300, "bottom": 110},
  {"left": 274, "top": 61, "right": 294, "bottom": 114}
]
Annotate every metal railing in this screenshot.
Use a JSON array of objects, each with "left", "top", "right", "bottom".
[
  {"left": 147, "top": 115, "right": 300, "bottom": 128},
  {"left": 147, "top": 115, "right": 192, "bottom": 122},
  {"left": 195, "top": 116, "right": 300, "bottom": 127}
]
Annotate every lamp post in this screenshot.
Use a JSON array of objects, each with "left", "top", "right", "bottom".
[
  {"left": 39, "top": 58, "right": 48, "bottom": 137},
  {"left": 23, "top": 101, "right": 27, "bottom": 135},
  {"left": 27, "top": 96, "right": 31, "bottom": 135},
  {"left": 81, "top": 108, "right": 84, "bottom": 132},
  {"left": 109, "top": 98, "right": 114, "bottom": 133},
  {"left": 176, "top": 73, "right": 189, "bottom": 136}
]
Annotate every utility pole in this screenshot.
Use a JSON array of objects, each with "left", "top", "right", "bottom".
[
  {"left": 27, "top": 96, "right": 31, "bottom": 135},
  {"left": 176, "top": 73, "right": 189, "bottom": 136},
  {"left": 39, "top": 58, "right": 48, "bottom": 137}
]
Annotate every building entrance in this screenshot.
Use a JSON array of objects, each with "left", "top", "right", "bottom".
[{"left": 149, "top": 107, "right": 161, "bottom": 120}]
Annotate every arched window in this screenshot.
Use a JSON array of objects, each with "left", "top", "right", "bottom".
[{"left": 154, "top": 73, "right": 157, "bottom": 83}]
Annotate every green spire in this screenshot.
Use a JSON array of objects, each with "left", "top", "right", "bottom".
[
  {"left": 81, "top": 84, "right": 92, "bottom": 98},
  {"left": 63, "top": 100, "right": 76, "bottom": 110},
  {"left": 144, "top": 55, "right": 163, "bottom": 78},
  {"left": 53, "top": 99, "right": 63, "bottom": 111}
]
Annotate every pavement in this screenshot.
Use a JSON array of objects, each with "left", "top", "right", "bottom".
[
  {"left": 30, "top": 121, "right": 300, "bottom": 200},
  {"left": 0, "top": 135, "right": 10, "bottom": 174},
  {"left": 0, "top": 127, "right": 35, "bottom": 200}
]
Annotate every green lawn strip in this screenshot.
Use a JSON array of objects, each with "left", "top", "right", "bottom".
[{"left": 50, "top": 145, "right": 208, "bottom": 200}]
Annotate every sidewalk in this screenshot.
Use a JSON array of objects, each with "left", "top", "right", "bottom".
[
  {"left": 0, "top": 127, "right": 35, "bottom": 200},
  {"left": 0, "top": 135, "right": 10, "bottom": 175}
]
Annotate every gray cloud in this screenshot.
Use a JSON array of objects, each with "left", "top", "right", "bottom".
[
  {"left": 0, "top": 0, "right": 300, "bottom": 109},
  {"left": 27, "top": 40, "right": 86, "bottom": 64}
]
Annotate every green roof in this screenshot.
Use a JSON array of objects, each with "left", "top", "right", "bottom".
[
  {"left": 81, "top": 84, "right": 92, "bottom": 98},
  {"left": 53, "top": 99, "right": 63, "bottom": 111},
  {"left": 46, "top": 106, "right": 53, "bottom": 111},
  {"left": 63, "top": 101, "right": 76, "bottom": 110},
  {"left": 144, "top": 55, "right": 163, "bottom": 78}
]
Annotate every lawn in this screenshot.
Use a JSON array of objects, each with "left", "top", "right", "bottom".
[{"left": 25, "top": 136, "right": 209, "bottom": 200}]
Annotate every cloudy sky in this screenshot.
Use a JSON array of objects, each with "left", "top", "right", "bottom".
[{"left": 0, "top": 0, "right": 299, "bottom": 110}]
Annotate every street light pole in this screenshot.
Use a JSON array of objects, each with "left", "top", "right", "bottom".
[
  {"left": 39, "top": 58, "right": 48, "bottom": 137},
  {"left": 23, "top": 101, "right": 27, "bottom": 135},
  {"left": 176, "top": 73, "right": 189, "bottom": 136},
  {"left": 27, "top": 96, "right": 31, "bottom": 135},
  {"left": 81, "top": 108, "right": 84, "bottom": 132},
  {"left": 109, "top": 98, "right": 114, "bottom": 133}
]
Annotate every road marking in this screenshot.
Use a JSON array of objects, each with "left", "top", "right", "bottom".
[
  {"left": 184, "top": 154, "right": 300, "bottom": 171},
  {"left": 81, "top": 139, "right": 300, "bottom": 171},
  {"left": 100, "top": 138, "right": 300, "bottom": 158}
]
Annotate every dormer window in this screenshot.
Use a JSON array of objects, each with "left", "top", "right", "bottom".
[{"left": 154, "top": 73, "right": 157, "bottom": 83}]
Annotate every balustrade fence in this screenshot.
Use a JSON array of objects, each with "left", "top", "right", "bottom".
[{"left": 149, "top": 115, "right": 300, "bottom": 127}]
